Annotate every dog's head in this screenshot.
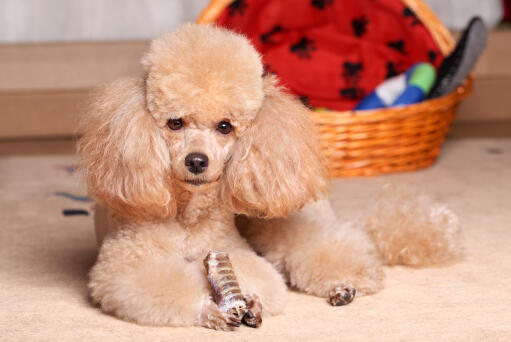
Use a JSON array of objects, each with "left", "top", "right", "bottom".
[{"left": 78, "top": 24, "right": 327, "bottom": 223}]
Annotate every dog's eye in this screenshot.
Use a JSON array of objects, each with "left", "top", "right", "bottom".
[
  {"left": 167, "top": 118, "right": 183, "bottom": 130},
  {"left": 216, "top": 121, "right": 233, "bottom": 135}
]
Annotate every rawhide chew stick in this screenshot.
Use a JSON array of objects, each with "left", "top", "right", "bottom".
[{"left": 204, "top": 251, "right": 247, "bottom": 325}]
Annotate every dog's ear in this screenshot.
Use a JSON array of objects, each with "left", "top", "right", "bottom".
[
  {"left": 77, "top": 78, "right": 175, "bottom": 222},
  {"left": 224, "top": 76, "right": 328, "bottom": 218}
]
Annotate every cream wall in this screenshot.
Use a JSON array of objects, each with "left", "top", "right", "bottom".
[
  {"left": 0, "top": 0, "right": 504, "bottom": 43},
  {"left": 0, "top": 0, "right": 209, "bottom": 43},
  {"left": 424, "top": 0, "right": 503, "bottom": 30}
]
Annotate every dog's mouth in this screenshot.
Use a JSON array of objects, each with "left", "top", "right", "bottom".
[
  {"left": 183, "top": 179, "right": 209, "bottom": 186},
  {"left": 182, "top": 175, "right": 222, "bottom": 187}
]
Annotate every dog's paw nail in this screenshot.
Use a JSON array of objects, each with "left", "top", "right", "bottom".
[
  {"left": 329, "top": 284, "right": 356, "bottom": 306},
  {"left": 243, "top": 309, "right": 262, "bottom": 328},
  {"left": 245, "top": 310, "right": 254, "bottom": 319},
  {"left": 242, "top": 294, "right": 263, "bottom": 328}
]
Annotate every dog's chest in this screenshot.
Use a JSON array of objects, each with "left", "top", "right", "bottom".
[
  {"left": 179, "top": 217, "right": 240, "bottom": 262},
  {"left": 177, "top": 191, "right": 219, "bottom": 226},
  {"left": 175, "top": 192, "right": 241, "bottom": 262}
]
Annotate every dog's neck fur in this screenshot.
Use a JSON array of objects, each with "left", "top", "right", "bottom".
[{"left": 174, "top": 182, "right": 229, "bottom": 228}]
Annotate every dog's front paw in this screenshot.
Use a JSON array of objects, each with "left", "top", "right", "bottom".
[
  {"left": 243, "top": 294, "right": 263, "bottom": 328},
  {"left": 201, "top": 302, "right": 241, "bottom": 331},
  {"left": 328, "top": 284, "right": 356, "bottom": 306}
]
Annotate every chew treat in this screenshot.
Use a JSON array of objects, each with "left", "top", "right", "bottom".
[{"left": 204, "top": 251, "right": 247, "bottom": 324}]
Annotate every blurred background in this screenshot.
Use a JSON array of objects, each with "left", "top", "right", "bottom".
[{"left": 1, "top": 0, "right": 510, "bottom": 154}]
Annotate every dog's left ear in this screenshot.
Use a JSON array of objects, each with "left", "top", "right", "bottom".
[
  {"left": 224, "top": 76, "right": 328, "bottom": 218},
  {"left": 77, "top": 79, "right": 175, "bottom": 223}
]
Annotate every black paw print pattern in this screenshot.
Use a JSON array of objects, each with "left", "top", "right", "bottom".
[
  {"left": 290, "top": 37, "right": 316, "bottom": 59},
  {"left": 311, "top": 0, "right": 334, "bottom": 10},
  {"left": 340, "top": 61, "right": 365, "bottom": 99},
  {"left": 228, "top": 0, "right": 248, "bottom": 16},
  {"left": 385, "top": 61, "right": 404, "bottom": 79},
  {"left": 340, "top": 88, "right": 365, "bottom": 100},
  {"left": 260, "top": 25, "right": 283, "bottom": 44},
  {"left": 352, "top": 16, "right": 369, "bottom": 37},
  {"left": 387, "top": 40, "right": 407, "bottom": 55},
  {"left": 341, "top": 62, "right": 363, "bottom": 83},
  {"left": 428, "top": 50, "right": 438, "bottom": 63},
  {"left": 403, "top": 7, "right": 421, "bottom": 26}
]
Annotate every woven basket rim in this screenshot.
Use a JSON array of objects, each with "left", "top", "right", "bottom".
[{"left": 311, "top": 76, "right": 473, "bottom": 125}]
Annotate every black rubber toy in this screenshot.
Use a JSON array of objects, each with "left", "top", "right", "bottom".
[{"left": 429, "top": 17, "right": 487, "bottom": 99}]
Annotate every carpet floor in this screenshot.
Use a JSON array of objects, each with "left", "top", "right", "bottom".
[{"left": 1, "top": 139, "right": 510, "bottom": 341}]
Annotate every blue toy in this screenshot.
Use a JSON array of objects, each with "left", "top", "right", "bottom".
[{"left": 355, "top": 63, "right": 436, "bottom": 110}]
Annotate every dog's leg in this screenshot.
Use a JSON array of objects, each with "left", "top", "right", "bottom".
[
  {"left": 89, "top": 230, "right": 242, "bottom": 330},
  {"left": 227, "top": 248, "right": 288, "bottom": 317},
  {"left": 237, "top": 199, "right": 384, "bottom": 304}
]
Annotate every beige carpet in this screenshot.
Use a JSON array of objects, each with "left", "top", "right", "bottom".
[{"left": 1, "top": 139, "right": 510, "bottom": 341}]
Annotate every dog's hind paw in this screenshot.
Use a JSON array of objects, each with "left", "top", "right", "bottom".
[{"left": 328, "top": 284, "right": 356, "bottom": 306}]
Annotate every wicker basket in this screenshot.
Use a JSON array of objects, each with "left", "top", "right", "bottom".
[{"left": 197, "top": 0, "right": 473, "bottom": 177}]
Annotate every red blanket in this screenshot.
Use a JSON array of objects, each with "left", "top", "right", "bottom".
[{"left": 216, "top": 0, "right": 444, "bottom": 110}]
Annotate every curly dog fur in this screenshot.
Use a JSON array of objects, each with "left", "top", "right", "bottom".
[{"left": 78, "top": 24, "right": 462, "bottom": 330}]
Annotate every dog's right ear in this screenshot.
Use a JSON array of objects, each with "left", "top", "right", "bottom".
[{"left": 77, "top": 78, "right": 175, "bottom": 222}]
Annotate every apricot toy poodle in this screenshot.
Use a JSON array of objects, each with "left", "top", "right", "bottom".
[{"left": 77, "top": 23, "right": 462, "bottom": 330}]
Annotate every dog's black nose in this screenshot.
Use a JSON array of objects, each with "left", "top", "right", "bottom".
[{"left": 185, "top": 153, "right": 209, "bottom": 174}]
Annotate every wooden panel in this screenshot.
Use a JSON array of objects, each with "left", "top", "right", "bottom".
[
  {"left": 0, "top": 138, "right": 76, "bottom": 155},
  {"left": 472, "top": 29, "right": 511, "bottom": 77},
  {"left": 458, "top": 76, "right": 511, "bottom": 122},
  {"left": 0, "top": 88, "right": 88, "bottom": 138},
  {"left": 448, "top": 121, "right": 511, "bottom": 139},
  {"left": 0, "top": 41, "right": 148, "bottom": 91}
]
